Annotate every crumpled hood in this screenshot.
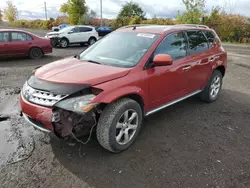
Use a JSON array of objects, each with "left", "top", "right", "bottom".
[
  {"left": 35, "top": 57, "right": 131, "bottom": 85},
  {"left": 47, "top": 31, "right": 63, "bottom": 35}
]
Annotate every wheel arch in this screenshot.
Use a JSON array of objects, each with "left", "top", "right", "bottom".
[
  {"left": 215, "top": 65, "right": 226, "bottom": 77},
  {"left": 93, "top": 87, "right": 146, "bottom": 115}
]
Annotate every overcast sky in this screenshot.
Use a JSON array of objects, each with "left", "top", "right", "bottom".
[{"left": 0, "top": 0, "right": 249, "bottom": 20}]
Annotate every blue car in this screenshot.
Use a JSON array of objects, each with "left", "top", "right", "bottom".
[{"left": 96, "top": 26, "right": 112, "bottom": 36}]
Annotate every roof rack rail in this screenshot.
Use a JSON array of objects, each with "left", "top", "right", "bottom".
[
  {"left": 175, "top": 24, "right": 209, "bottom": 29},
  {"left": 118, "top": 24, "right": 158, "bottom": 29}
]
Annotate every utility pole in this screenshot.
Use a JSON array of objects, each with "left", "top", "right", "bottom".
[
  {"left": 44, "top": 2, "right": 47, "bottom": 20},
  {"left": 100, "top": 0, "right": 102, "bottom": 26}
]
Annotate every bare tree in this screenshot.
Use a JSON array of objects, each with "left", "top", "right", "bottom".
[{"left": 224, "top": 0, "right": 236, "bottom": 14}]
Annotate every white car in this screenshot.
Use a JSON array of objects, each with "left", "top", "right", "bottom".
[{"left": 45, "top": 25, "right": 99, "bottom": 48}]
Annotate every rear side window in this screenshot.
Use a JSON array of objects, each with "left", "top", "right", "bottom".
[
  {"left": 154, "top": 32, "right": 187, "bottom": 61},
  {"left": 79, "top": 27, "right": 93, "bottom": 32},
  {"left": 11, "top": 32, "right": 33, "bottom": 41},
  {"left": 186, "top": 30, "right": 209, "bottom": 55},
  {"left": 203, "top": 31, "right": 215, "bottom": 47},
  {"left": 0, "top": 32, "right": 9, "bottom": 42}
]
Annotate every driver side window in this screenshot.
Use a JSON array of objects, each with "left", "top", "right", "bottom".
[
  {"left": 70, "top": 27, "right": 79, "bottom": 33},
  {"left": 154, "top": 32, "right": 187, "bottom": 61}
]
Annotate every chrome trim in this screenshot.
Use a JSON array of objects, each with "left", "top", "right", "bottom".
[
  {"left": 23, "top": 113, "right": 51, "bottom": 133},
  {"left": 146, "top": 90, "right": 202, "bottom": 116}
]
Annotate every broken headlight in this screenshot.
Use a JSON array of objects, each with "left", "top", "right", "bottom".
[{"left": 54, "top": 94, "right": 97, "bottom": 114}]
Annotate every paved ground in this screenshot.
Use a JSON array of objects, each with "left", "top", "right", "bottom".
[{"left": 0, "top": 28, "right": 250, "bottom": 188}]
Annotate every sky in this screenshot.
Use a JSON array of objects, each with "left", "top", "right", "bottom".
[{"left": 0, "top": 0, "right": 249, "bottom": 20}]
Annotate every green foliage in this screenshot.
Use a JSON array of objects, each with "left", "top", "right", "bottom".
[
  {"left": 60, "top": 0, "right": 87, "bottom": 25},
  {"left": 129, "top": 16, "right": 142, "bottom": 25},
  {"left": 117, "top": 2, "right": 146, "bottom": 19},
  {"left": 176, "top": 9, "right": 203, "bottom": 24},
  {"left": 4, "top": 1, "right": 18, "bottom": 23},
  {"left": 182, "top": 0, "right": 206, "bottom": 11},
  {"left": 0, "top": 9, "right": 3, "bottom": 23}
]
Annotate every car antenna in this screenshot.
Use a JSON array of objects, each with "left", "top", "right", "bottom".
[{"left": 132, "top": 26, "right": 136, "bottom": 30}]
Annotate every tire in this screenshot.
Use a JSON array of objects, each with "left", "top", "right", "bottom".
[
  {"left": 200, "top": 70, "right": 223, "bottom": 103},
  {"left": 51, "top": 38, "right": 58, "bottom": 47},
  {"left": 29, "top": 48, "right": 44, "bottom": 59},
  {"left": 88, "top": 37, "right": 97, "bottom": 45},
  {"left": 60, "top": 38, "right": 69, "bottom": 48},
  {"left": 96, "top": 98, "right": 143, "bottom": 153}
]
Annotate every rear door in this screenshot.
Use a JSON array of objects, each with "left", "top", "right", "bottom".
[
  {"left": 10, "top": 32, "right": 33, "bottom": 55},
  {"left": 184, "top": 30, "right": 211, "bottom": 92},
  {"left": 79, "top": 27, "right": 93, "bottom": 42},
  {"left": 0, "top": 32, "right": 11, "bottom": 56}
]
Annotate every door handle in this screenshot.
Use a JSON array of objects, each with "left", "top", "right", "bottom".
[
  {"left": 182, "top": 65, "right": 191, "bottom": 71},
  {"left": 28, "top": 42, "right": 32, "bottom": 45}
]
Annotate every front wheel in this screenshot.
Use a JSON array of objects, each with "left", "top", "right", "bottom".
[
  {"left": 60, "top": 38, "right": 69, "bottom": 48},
  {"left": 200, "top": 70, "right": 223, "bottom": 102},
  {"left": 96, "top": 98, "right": 142, "bottom": 153}
]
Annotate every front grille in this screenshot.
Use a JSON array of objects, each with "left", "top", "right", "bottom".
[
  {"left": 22, "top": 82, "right": 67, "bottom": 107},
  {"left": 29, "top": 90, "right": 66, "bottom": 106}
]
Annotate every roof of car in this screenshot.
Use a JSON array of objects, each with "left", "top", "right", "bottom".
[{"left": 117, "top": 24, "right": 211, "bottom": 34}]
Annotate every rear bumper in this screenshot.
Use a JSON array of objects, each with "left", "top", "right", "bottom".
[{"left": 20, "top": 94, "right": 53, "bottom": 133}]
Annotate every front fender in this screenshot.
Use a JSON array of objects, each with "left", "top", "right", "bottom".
[{"left": 92, "top": 86, "right": 147, "bottom": 109}]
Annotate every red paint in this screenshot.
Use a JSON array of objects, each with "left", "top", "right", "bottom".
[
  {"left": 0, "top": 29, "right": 52, "bottom": 57},
  {"left": 20, "top": 26, "right": 227, "bottom": 130},
  {"left": 20, "top": 94, "right": 53, "bottom": 131}
]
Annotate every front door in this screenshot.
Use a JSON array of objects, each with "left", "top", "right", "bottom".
[
  {"left": 67, "top": 27, "right": 81, "bottom": 43},
  {"left": 0, "top": 32, "right": 11, "bottom": 56},
  {"left": 146, "top": 31, "right": 191, "bottom": 111}
]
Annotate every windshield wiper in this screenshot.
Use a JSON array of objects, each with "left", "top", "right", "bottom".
[{"left": 86, "top": 60, "right": 102, "bottom": 65}]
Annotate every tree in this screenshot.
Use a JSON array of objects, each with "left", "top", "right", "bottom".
[
  {"left": 117, "top": 2, "right": 146, "bottom": 20},
  {"left": 60, "top": 0, "right": 87, "bottom": 25},
  {"left": 81, "top": 8, "right": 97, "bottom": 24},
  {"left": 4, "top": 1, "right": 18, "bottom": 23},
  {"left": 0, "top": 9, "right": 3, "bottom": 23},
  {"left": 176, "top": 0, "right": 206, "bottom": 24}
]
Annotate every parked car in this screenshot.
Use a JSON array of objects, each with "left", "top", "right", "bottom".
[
  {"left": 52, "top": 24, "right": 69, "bottom": 32},
  {"left": 20, "top": 24, "right": 227, "bottom": 153},
  {"left": 45, "top": 25, "right": 99, "bottom": 48},
  {"left": 96, "top": 26, "right": 112, "bottom": 37},
  {"left": 0, "top": 29, "right": 52, "bottom": 59}
]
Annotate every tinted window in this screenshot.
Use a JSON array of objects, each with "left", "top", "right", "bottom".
[
  {"left": 0, "top": 32, "right": 9, "bottom": 42},
  {"left": 80, "top": 27, "right": 93, "bottom": 32},
  {"left": 70, "top": 27, "right": 80, "bottom": 33},
  {"left": 11, "top": 32, "right": 32, "bottom": 41},
  {"left": 203, "top": 31, "right": 215, "bottom": 47},
  {"left": 154, "top": 32, "right": 187, "bottom": 61},
  {"left": 186, "top": 30, "right": 209, "bottom": 55}
]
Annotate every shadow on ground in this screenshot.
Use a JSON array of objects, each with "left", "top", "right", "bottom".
[{"left": 50, "top": 89, "right": 250, "bottom": 188}]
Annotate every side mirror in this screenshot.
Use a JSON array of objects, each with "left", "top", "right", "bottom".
[
  {"left": 153, "top": 54, "right": 173, "bottom": 66},
  {"left": 68, "top": 31, "right": 73, "bottom": 34}
]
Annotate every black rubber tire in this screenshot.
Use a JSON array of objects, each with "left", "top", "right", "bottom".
[
  {"left": 60, "top": 38, "right": 69, "bottom": 48},
  {"left": 50, "top": 38, "right": 58, "bottom": 47},
  {"left": 96, "top": 98, "right": 143, "bottom": 153},
  {"left": 200, "top": 70, "right": 223, "bottom": 103},
  {"left": 29, "top": 48, "right": 44, "bottom": 59},
  {"left": 88, "top": 37, "right": 97, "bottom": 45}
]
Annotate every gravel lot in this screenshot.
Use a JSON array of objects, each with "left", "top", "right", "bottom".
[{"left": 0, "top": 28, "right": 250, "bottom": 188}]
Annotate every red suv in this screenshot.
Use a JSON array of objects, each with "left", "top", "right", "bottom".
[{"left": 20, "top": 24, "right": 227, "bottom": 153}]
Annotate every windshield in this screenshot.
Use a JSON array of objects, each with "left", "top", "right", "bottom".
[{"left": 80, "top": 31, "right": 159, "bottom": 68}]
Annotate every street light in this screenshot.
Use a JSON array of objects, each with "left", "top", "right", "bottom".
[{"left": 100, "top": 0, "right": 102, "bottom": 26}]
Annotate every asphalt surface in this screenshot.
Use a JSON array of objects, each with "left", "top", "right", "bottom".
[{"left": 0, "top": 28, "right": 250, "bottom": 188}]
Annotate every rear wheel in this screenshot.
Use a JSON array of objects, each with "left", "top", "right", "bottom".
[
  {"left": 200, "top": 70, "right": 223, "bottom": 102},
  {"left": 29, "top": 48, "right": 43, "bottom": 59},
  {"left": 88, "top": 37, "right": 97, "bottom": 45},
  {"left": 96, "top": 98, "right": 142, "bottom": 153}
]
